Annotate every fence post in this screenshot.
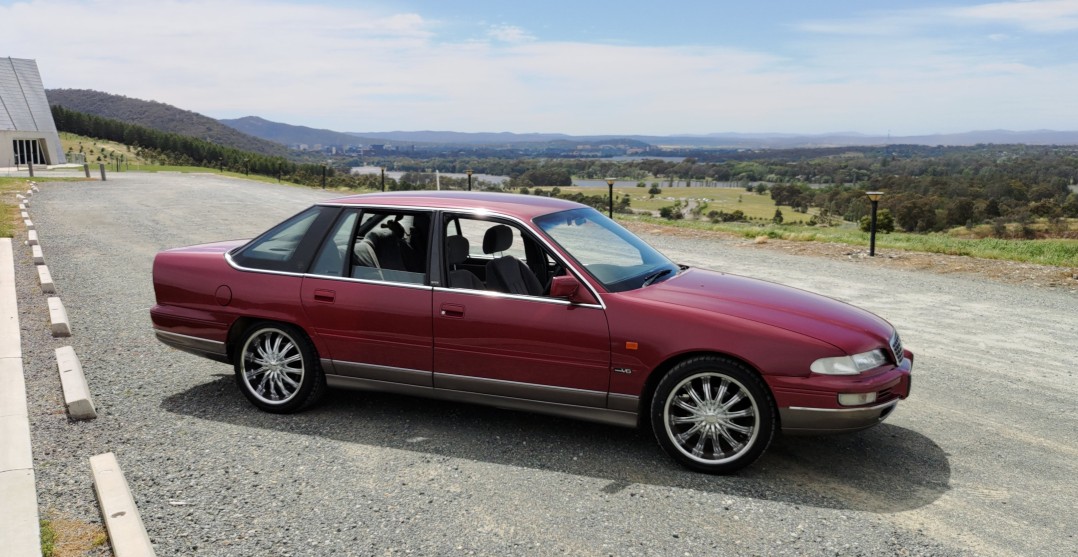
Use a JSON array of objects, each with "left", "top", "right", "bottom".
[
  {"left": 83, "top": 164, "right": 90, "bottom": 178},
  {"left": 28, "top": 160, "right": 34, "bottom": 177},
  {"left": 99, "top": 163, "right": 107, "bottom": 181}
]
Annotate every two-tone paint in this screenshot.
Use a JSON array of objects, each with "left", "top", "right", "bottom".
[{"left": 151, "top": 191, "right": 912, "bottom": 435}]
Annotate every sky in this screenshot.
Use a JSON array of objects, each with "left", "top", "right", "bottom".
[{"left": 2, "top": 0, "right": 1077, "bottom": 136}]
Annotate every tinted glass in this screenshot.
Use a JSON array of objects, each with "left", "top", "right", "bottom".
[
  {"left": 232, "top": 206, "right": 333, "bottom": 273},
  {"left": 534, "top": 207, "right": 677, "bottom": 292}
]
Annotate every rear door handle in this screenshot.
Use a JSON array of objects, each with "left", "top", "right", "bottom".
[
  {"left": 440, "top": 303, "right": 465, "bottom": 318},
  {"left": 313, "top": 289, "right": 336, "bottom": 302}
]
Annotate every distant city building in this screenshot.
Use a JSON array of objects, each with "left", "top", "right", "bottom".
[{"left": 0, "top": 57, "right": 66, "bottom": 168}]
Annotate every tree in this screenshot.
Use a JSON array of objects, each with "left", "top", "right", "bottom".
[
  {"left": 859, "top": 209, "right": 895, "bottom": 233},
  {"left": 659, "top": 205, "right": 683, "bottom": 220},
  {"left": 772, "top": 209, "right": 784, "bottom": 224},
  {"left": 648, "top": 185, "right": 662, "bottom": 197},
  {"left": 894, "top": 199, "right": 939, "bottom": 232}
]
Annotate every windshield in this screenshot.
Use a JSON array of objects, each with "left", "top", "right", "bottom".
[{"left": 534, "top": 207, "right": 679, "bottom": 292}]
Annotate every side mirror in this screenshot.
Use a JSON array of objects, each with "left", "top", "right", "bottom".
[
  {"left": 550, "top": 275, "right": 597, "bottom": 304},
  {"left": 550, "top": 275, "right": 579, "bottom": 299}
]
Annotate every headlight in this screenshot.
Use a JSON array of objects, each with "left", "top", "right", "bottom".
[{"left": 810, "top": 349, "right": 888, "bottom": 375}]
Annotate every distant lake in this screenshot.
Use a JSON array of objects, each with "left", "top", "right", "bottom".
[{"left": 607, "top": 155, "right": 686, "bottom": 162}]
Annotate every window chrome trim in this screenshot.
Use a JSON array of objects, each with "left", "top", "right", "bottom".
[
  {"left": 225, "top": 201, "right": 607, "bottom": 308},
  {"left": 304, "top": 273, "right": 434, "bottom": 291},
  {"left": 436, "top": 208, "right": 607, "bottom": 309},
  {"left": 430, "top": 286, "right": 603, "bottom": 309},
  {"left": 224, "top": 251, "right": 306, "bottom": 277}
]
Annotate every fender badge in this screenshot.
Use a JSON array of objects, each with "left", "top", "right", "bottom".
[{"left": 613, "top": 367, "right": 633, "bottom": 374}]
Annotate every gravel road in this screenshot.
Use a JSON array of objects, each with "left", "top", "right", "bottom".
[{"left": 16, "top": 173, "right": 1077, "bottom": 556}]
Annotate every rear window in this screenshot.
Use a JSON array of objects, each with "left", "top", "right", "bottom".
[{"left": 232, "top": 206, "right": 337, "bottom": 273}]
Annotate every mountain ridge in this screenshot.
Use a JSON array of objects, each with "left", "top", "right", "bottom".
[{"left": 44, "top": 89, "right": 289, "bottom": 157}]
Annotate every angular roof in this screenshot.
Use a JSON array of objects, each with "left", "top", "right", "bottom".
[{"left": 0, "top": 57, "right": 58, "bottom": 133}]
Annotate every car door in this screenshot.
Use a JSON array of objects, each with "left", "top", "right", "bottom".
[
  {"left": 301, "top": 208, "right": 434, "bottom": 387},
  {"left": 432, "top": 213, "right": 611, "bottom": 407}
]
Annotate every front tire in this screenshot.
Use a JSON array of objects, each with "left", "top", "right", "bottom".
[
  {"left": 651, "top": 356, "right": 775, "bottom": 474},
  {"left": 234, "top": 322, "right": 325, "bottom": 413}
]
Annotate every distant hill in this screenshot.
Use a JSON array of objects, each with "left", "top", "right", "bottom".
[
  {"left": 348, "top": 129, "right": 1078, "bottom": 148},
  {"left": 219, "top": 116, "right": 386, "bottom": 148},
  {"left": 346, "top": 130, "right": 651, "bottom": 148},
  {"left": 45, "top": 89, "right": 288, "bottom": 157}
]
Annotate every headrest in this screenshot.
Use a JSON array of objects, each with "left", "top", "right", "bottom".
[
  {"left": 381, "top": 218, "right": 405, "bottom": 237},
  {"left": 446, "top": 235, "right": 469, "bottom": 266},
  {"left": 482, "top": 224, "right": 513, "bottom": 254}
]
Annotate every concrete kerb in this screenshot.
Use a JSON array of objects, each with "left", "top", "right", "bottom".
[
  {"left": 37, "top": 264, "right": 55, "bottom": 294},
  {"left": 55, "top": 347, "right": 97, "bottom": 420},
  {"left": 24, "top": 219, "right": 34, "bottom": 231},
  {"left": 0, "top": 238, "right": 43, "bottom": 556},
  {"left": 91, "top": 453, "right": 157, "bottom": 557},
  {"left": 32, "top": 244, "right": 44, "bottom": 265},
  {"left": 27, "top": 230, "right": 38, "bottom": 246},
  {"left": 47, "top": 296, "right": 71, "bottom": 337}
]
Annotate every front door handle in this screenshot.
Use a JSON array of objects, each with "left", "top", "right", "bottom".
[
  {"left": 313, "top": 289, "right": 336, "bottom": 303},
  {"left": 440, "top": 303, "right": 465, "bottom": 318}
]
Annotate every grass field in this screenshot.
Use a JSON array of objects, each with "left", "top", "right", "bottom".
[
  {"left": 59, "top": 131, "right": 151, "bottom": 166},
  {"left": 557, "top": 184, "right": 815, "bottom": 223},
  {"left": 624, "top": 214, "right": 1078, "bottom": 268}
]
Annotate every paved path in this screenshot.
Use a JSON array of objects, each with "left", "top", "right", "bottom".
[{"left": 18, "top": 172, "right": 1078, "bottom": 556}]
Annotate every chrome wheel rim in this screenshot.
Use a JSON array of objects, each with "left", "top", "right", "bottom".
[
  {"left": 664, "top": 372, "right": 760, "bottom": 465},
  {"left": 241, "top": 328, "right": 304, "bottom": 405}
]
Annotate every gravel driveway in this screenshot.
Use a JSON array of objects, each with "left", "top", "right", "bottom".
[{"left": 16, "top": 173, "right": 1078, "bottom": 556}]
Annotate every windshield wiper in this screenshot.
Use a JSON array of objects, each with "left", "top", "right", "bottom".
[{"left": 642, "top": 268, "right": 674, "bottom": 287}]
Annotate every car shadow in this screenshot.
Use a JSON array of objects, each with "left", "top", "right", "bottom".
[{"left": 162, "top": 375, "right": 949, "bottom": 513}]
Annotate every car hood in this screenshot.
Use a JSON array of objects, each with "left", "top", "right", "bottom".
[{"left": 628, "top": 267, "right": 894, "bottom": 355}]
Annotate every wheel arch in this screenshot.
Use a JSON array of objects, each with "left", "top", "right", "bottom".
[
  {"left": 637, "top": 350, "right": 778, "bottom": 430},
  {"left": 226, "top": 317, "right": 319, "bottom": 363}
]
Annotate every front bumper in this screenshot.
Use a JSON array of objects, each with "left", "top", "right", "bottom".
[
  {"left": 779, "top": 400, "right": 899, "bottom": 434},
  {"left": 770, "top": 350, "right": 913, "bottom": 434}
]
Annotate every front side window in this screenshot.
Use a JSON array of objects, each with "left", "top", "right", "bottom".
[
  {"left": 534, "top": 207, "right": 677, "bottom": 292},
  {"left": 442, "top": 215, "right": 564, "bottom": 297}
]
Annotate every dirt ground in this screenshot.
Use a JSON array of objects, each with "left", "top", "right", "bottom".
[{"left": 622, "top": 221, "right": 1078, "bottom": 293}]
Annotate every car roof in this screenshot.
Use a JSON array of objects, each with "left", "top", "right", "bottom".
[{"left": 320, "top": 191, "right": 589, "bottom": 220}]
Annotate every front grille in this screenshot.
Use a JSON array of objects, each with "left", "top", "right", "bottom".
[
  {"left": 890, "top": 330, "right": 904, "bottom": 365},
  {"left": 876, "top": 386, "right": 897, "bottom": 403}
]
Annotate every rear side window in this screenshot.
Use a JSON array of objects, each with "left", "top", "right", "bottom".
[{"left": 232, "top": 206, "right": 337, "bottom": 273}]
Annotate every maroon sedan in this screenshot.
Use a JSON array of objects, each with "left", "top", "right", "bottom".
[{"left": 151, "top": 191, "right": 912, "bottom": 473}]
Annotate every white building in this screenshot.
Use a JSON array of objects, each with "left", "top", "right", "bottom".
[{"left": 1, "top": 57, "right": 66, "bottom": 168}]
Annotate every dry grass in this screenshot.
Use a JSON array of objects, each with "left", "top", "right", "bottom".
[{"left": 40, "top": 512, "right": 108, "bottom": 557}]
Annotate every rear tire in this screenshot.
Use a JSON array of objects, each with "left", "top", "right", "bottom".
[
  {"left": 650, "top": 356, "right": 775, "bottom": 474},
  {"left": 234, "top": 322, "right": 326, "bottom": 413}
]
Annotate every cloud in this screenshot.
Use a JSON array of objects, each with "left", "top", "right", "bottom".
[
  {"left": 948, "top": 0, "right": 1078, "bottom": 32},
  {"left": 487, "top": 24, "right": 535, "bottom": 43},
  {"left": 1, "top": 0, "right": 1076, "bottom": 135}
]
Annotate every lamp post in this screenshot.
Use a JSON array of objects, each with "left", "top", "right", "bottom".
[
  {"left": 322, "top": 161, "right": 328, "bottom": 190},
  {"left": 866, "top": 191, "right": 884, "bottom": 256},
  {"left": 381, "top": 166, "right": 386, "bottom": 192},
  {"left": 466, "top": 169, "right": 473, "bottom": 192},
  {"left": 606, "top": 178, "right": 615, "bottom": 218}
]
